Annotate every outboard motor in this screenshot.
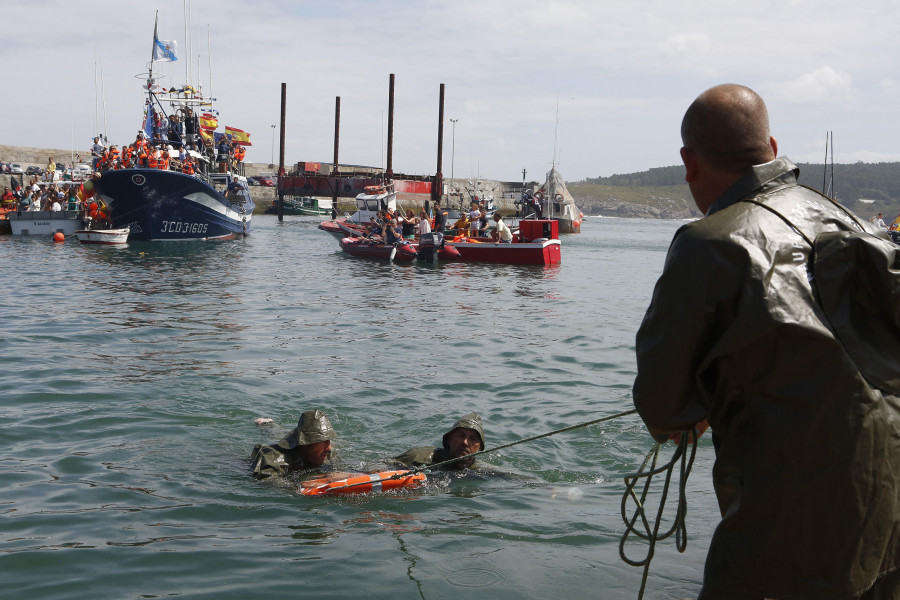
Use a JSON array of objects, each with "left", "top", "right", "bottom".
[{"left": 417, "top": 231, "right": 443, "bottom": 263}]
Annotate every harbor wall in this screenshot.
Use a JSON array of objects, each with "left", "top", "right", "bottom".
[{"left": 0, "top": 145, "right": 520, "bottom": 214}]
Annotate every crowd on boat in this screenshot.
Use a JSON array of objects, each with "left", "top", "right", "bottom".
[
  {"left": 360, "top": 200, "right": 511, "bottom": 243},
  {"left": 87, "top": 128, "right": 246, "bottom": 177}
]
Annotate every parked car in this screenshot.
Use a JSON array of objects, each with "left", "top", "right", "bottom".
[
  {"left": 25, "top": 165, "right": 43, "bottom": 176},
  {"left": 256, "top": 176, "right": 275, "bottom": 187},
  {"left": 9, "top": 163, "right": 24, "bottom": 174},
  {"left": 246, "top": 176, "right": 261, "bottom": 186},
  {"left": 71, "top": 164, "right": 92, "bottom": 178}
]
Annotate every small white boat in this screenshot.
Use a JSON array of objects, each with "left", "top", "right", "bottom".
[
  {"left": 75, "top": 227, "right": 130, "bottom": 245},
  {"left": 9, "top": 210, "right": 83, "bottom": 236}
]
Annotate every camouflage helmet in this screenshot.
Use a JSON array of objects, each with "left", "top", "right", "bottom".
[
  {"left": 442, "top": 412, "right": 485, "bottom": 451},
  {"left": 280, "top": 409, "right": 337, "bottom": 449}
]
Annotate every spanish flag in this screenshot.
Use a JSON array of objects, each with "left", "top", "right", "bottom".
[
  {"left": 225, "top": 126, "right": 252, "bottom": 146},
  {"left": 199, "top": 113, "right": 218, "bottom": 131}
]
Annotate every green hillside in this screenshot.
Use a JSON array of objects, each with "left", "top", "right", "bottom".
[{"left": 570, "top": 162, "right": 900, "bottom": 220}]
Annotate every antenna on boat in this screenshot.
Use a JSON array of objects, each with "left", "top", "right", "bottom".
[
  {"left": 207, "top": 25, "right": 212, "bottom": 101},
  {"left": 552, "top": 91, "right": 560, "bottom": 169}
]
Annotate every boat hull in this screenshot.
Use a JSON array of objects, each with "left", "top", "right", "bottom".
[
  {"left": 75, "top": 227, "right": 130, "bottom": 245},
  {"left": 93, "top": 169, "right": 254, "bottom": 241},
  {"left": 339, "top": 237, "right": 418, "bottom": 261},
  {"left": 447, "top": 239, "right": 561, "bottom": 265},
  {"left": 9, "top": 210, "right": 83, "bottom": 236}
]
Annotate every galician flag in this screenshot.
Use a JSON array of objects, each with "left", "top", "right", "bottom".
[
  {"left": 153, "top": 37, "right": 178, "bottom": 62},
  {"left": 151, "top": 16, "right": 177, "bottom": 62}
]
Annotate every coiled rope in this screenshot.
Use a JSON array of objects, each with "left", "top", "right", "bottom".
[{"left": 619, "top": 430, "right": 698, "bottom": 599}]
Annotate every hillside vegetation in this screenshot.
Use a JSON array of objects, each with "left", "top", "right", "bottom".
[{"left": 569, "top": 162, "right": 900, "bottom": 220}]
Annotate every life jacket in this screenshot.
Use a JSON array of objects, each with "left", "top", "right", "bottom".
[
  {"left": 148, "top": 151, "right": 159, "bottom": 169},
  {"left": 160, "top": 152, "right": 170, "bottom": 171},
  {"left": 183, "top": 160, "right": 195, "bottom": 175}
]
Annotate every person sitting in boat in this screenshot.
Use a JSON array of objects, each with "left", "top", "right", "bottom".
[
  {"left": 417, "top": 210, "right": 432, "bottom": 236},
  {"left": 491, "top": 212, "right": 513, "bottom": 243},
  {"left": 250, "top": 409, "right": 338, "bottom": 480},
  {"left": 384, "top": 217, "right": 402, "bottom": 245},
  {"left": 393, "top": 412, "right": 485, "bottom": 471},
  {"left": 399, "top": 209, "right": 418, "bottom": 240},
  {"left": 452, "top": 212, "right": 470, "bottom": 237},
  {"left": 1, "top": 187, "right": 14, "bottom": 207}
]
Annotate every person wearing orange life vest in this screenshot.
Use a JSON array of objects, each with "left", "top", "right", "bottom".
[
  {"left": 160, "top": 146, "right": 173, "bottom": 171},
  {"left": 147, "top": 146, "right": 159, "bottom": 169},
  {"left": 182, "top": 157, "right": 195, "bottom": 175},
  {"left": 107, "top": 145, "right": 120, "bottom": 169},
  {"left": 121, "top": 145, "right": 133, "bottom": 169}
]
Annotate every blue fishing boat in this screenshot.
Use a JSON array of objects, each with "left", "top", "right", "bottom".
[{"left": 93, "top": 13, "right": 253, "bottom": 241}]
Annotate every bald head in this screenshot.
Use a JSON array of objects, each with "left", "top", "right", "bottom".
[{"left": 681, "top": 84, "right": 774, "bottom": 174}]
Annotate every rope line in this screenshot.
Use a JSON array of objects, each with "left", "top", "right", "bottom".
[
  {"left": 317, "top": 408, "right": 640, "bottom": 493},
  {"left": 619, "top": 430, "right": 698, "bottom": 599}
]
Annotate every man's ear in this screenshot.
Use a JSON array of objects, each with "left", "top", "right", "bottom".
[
  {"left": 681, "top": 147, "right": 698, "bottom": 183},
  {"left": 769, "top": 136, "right": 778, "bottom": 158}
]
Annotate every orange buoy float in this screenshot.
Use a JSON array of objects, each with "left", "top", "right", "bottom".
[
  {"left": 299, "top": 470, "right": 426, "bottom": 497},
  {"left": 53, "top": 232, "right": 65, "bottom": 243}
]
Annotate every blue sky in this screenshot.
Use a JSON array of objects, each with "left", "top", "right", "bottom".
[{"left": 3, "top": 0, "right": 900, "bottom": 181}]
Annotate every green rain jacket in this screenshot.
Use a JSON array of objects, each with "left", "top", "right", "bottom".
[
  {"left": 393, "top": 413, "right": 486, "bottom": 471},
  {"left": 633, "top": 157, "right": 900, "bottom": 599},
  {"left": 250, "top": 409, "right": 336, "bottom": 480}
]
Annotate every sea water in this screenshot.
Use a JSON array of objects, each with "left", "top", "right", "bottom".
[{"left": 0, "top": 216, "right": 719, "bottom": 599}]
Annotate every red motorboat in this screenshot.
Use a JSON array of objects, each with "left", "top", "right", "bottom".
[
  {"left": 339, "top": 237, "right": 418, "bottom": 261},
  {"left": 338, "top": 233, "right": 462, "bottom": 262},
  {"left": 447, "top": 219, "right": 562, "bottom": 265}
]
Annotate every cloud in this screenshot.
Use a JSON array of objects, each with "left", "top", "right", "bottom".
[{"left": 776, "top": 67, "right": 853, "bottom": 104}]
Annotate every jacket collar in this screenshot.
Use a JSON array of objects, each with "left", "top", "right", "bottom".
[{"left": 706, "top": 156, "right": 800, "bottom": 216}]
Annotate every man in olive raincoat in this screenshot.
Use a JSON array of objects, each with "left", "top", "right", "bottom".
[
  {"left": 633, "top": 84, "right": 900, "bottom": 598},
  {"left": 393, "top": 413, "right": 485, "bottom": 470},
  {"left": 250, "top": 409, "right": 337, "bottom": 480}
]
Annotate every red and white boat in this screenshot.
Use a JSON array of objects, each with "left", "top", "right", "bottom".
[
  {"left": 447, "top": 219, "right": 561, "bottom": 265},
  {"left": 75, "top": 227, "right": 130, "bottom": 245}
]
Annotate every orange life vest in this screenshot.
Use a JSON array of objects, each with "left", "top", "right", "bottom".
[{"left": 148, "top": 151, "right": 159, "bottom": 169}]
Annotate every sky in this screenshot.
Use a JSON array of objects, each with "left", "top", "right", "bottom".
[{"left": 3, "top": 0, "right": 900, "bottom": 182}]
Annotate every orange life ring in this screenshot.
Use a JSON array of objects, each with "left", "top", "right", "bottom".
[{"left": 299, "top": 470, "right": 426, "bottom": 496}]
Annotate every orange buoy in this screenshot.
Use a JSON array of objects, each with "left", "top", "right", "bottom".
[
  {"left": 299, "top": 470, "right": 426, "bottom": 497},
  {"left": 53, "top": 232, "right": 65, "bottom": 243}
]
